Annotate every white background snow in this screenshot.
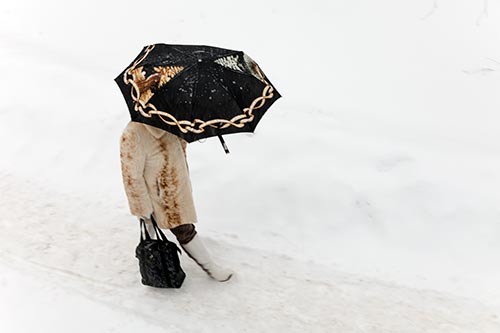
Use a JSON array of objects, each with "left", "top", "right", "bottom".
[{"left": 1, "top": 0, "right": 500, "bottom": 332}]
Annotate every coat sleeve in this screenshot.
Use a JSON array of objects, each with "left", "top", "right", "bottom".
[{"left": 119, "top": 126, "right": 153, "bottom": 218}]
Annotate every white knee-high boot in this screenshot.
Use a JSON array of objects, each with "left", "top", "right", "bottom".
[{"left": 181, "top": 235, "right": 233, "bottom": 282}]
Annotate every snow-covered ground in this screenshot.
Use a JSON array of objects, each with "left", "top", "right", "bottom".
[{"left": 1, "top": 0, "right": 500, "bottom": 332}]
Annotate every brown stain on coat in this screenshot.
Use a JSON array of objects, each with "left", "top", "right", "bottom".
[
  {"left": 120, "top": 129, "right": 150, "bottom": 215},
  {"left": 158, "top": 141, "right": 182, "bottom": 226},
  {"left": 120, "top": 122, "right": 196, "bottom": 227}
]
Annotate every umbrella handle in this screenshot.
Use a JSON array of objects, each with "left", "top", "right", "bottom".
[{"left": 218, "top": 135, "right": 230, "bottom": 154}]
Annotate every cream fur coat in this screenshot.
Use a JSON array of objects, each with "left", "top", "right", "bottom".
[{"left": 119, "top": 121, "right": 197, "bottom": 229}]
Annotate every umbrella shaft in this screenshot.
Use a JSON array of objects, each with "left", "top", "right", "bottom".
[{"left": 218, "top": 135, "right": 230, "bottom": 154}]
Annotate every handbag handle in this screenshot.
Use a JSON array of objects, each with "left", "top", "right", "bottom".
[
  {"left": 139, "top": 215, "right": 171, "bottom": 243},
  {"left": 150, "top": 214, "right": 171, "bottom": 242},
  {"left": 139, "top": 217, "right": 164, "bottom": 241},
  {"left": 139, "top": 216, "right": 181, "bottom": 253},
  {"left": 139, "top": 218, "right": 152, "bottom": 241}
]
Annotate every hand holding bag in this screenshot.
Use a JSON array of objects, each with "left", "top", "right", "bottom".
[{"left": 135, "top": 215, "right": 186, "bottom": 288}]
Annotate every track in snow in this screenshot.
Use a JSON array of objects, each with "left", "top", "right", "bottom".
[{"left": 0, "top": 173, "right": 499, "bottom": 332}]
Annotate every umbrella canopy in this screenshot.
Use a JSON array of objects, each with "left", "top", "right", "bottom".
[{"left": 114, "top": 44, "right": 281, "bottom": 152}]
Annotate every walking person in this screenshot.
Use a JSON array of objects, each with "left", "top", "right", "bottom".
[
  {"left": 115, "top": 44, "right": 280, "bottom": 285},
  {"left": 119, "top": 121, "right": 233, "bottom": 282}
]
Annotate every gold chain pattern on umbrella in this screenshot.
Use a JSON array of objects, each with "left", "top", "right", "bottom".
[{"left": 122, "top": 45, "right": 275, "bottom": 134}]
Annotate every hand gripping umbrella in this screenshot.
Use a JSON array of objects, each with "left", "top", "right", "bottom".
[{"left": 114, "top": 44, "right": 281, "bottom": 153}]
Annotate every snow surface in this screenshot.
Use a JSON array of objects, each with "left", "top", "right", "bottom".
[{"left": 1, "top": 0, "right": 500, "bottom": 332}]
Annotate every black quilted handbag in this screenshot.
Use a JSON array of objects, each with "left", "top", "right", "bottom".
[{"left": 135, "top": 215, "right": 185, "bottom": 288}]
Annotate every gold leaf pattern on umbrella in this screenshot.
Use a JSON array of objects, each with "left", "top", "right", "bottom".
[
  {"left": 214, "top": 55, "right": 245, "bottom": 72},
  {"left": 129, "top": 65, "right": 185, "bottom": 106},
  {"left": 154, "top": 66, "right": 185, "bottom": 87}
]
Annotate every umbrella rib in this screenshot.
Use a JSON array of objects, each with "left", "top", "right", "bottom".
[
  {"left": 169, "top": 46, "right": 198, "bottom": 62},
  {"left": 207, "top": 71, "right": 249, "bottom": 126},
  {"left": 162, "top": 63, "right": 197, "bottom": 87},
  {"left": 209, "top": 66, "right": 265, "bottom": 111},
  {"left": 191, "top": 65, "right": 200, "bottom": 119},
  {"left": 167, "top": 45, "right": 238, "bottom": 63},
  {"left": 209, "top": 71, "right": 234, "bottom": 100}
]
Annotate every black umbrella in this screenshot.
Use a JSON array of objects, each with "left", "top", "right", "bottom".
[{"left": 114, "top": 43, "right": 281, "bottom": 153}]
